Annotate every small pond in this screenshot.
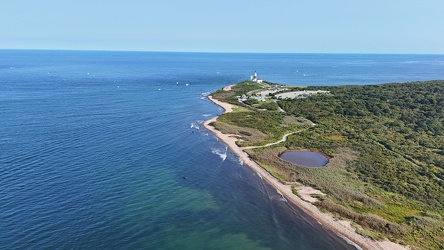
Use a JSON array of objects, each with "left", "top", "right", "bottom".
[{"left": 280, "top": 150, "right": 330, "bottom": 167}]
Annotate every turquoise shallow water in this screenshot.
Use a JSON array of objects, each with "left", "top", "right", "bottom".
[{"left": 1, "top": 50, "right": 444, "bottom": 249}]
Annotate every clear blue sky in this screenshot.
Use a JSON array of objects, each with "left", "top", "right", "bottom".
[{"left": 1, "top": 0, "right": 443, "bottom": 54}]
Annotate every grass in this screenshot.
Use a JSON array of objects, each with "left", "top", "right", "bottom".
[
  {"left": 212, "top": 121, "right": 268, "bottom": 146},
  {"left": 367, "top": 203, "right": 422, "bottom": 223},
  {"left": 249, "top": 159, "right": 290, "bottom": 182},
  {"left": 231, "top": 106, "right": 251, "bottom": 113},
  {"left": 248, "top": 141, "right": 444, "bottom": 249},
  {"left": 325, "top": 135, "right": 348, "bottom": 140}
]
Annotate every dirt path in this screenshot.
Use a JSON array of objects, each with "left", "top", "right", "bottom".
[{"left": 242, "top": 132, "right": 295, "bottom": 150}]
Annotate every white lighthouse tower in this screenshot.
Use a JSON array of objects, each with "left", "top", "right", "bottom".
[{"left": 250, "top": 71, "right": 262, "bottom": 82}]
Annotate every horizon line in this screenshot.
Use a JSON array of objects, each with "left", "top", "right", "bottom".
[{"left": 1, "top": 48, "right": 443, "bottom": 56}]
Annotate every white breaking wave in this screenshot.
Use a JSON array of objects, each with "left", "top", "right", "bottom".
[
  {"left": 256, "top": 172, "right": 262, "bottom": 179},
  {"left": 222, "top": 146, "right": 228, "bottom": 161},
  {"left": 336, "top": 234, "right": 363, "bottom": 250},
  {"left": 277, "top": 189, "right": 287, "bottom": 202},
  {"left": 212, "top": 148, "right": 227, "bottom": 162},
  {"left": 190, "top": 123, "right": 200, "bottom": 130},
  {"left": 200, "top": 92, "right": 211, "bottom": 99},
  {"left": 221, "top": 153, "right": 227, "bottom": 161}
]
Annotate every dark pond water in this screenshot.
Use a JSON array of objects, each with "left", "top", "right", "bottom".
[{"left": 280, "top": 151, "right": 329, "bottom": 167}]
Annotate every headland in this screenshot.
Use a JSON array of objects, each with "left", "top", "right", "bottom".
[
  {"left": 204, "top": 94, "right": 407, "bottom": 250},
  {"left": 203, "top": 78, "right": 444, "bottom": 250}
]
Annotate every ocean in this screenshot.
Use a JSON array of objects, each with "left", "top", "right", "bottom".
[{"left": 1, "top": 50, "right": 443, "bottom": 249}]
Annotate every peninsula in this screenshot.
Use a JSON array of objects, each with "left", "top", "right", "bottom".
[{"left": 204, "top": 79, "right": 444, "bottom": 250}]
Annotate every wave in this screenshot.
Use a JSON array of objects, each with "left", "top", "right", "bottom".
[
  {"left": 256, "top": 172, "right": 262, "bottom": 179},
  {"left": 200, "top": 92, "right": 211, "bottom": 100},
  {"left": 335, "top": 233, "right": 363, "bottom": 250},
  {"left": 276, "top": 189, "right": 287, "bottom": 202},
  {"left": 190, "top": 123, "right": 200, "bottom": 130},
  {"left": 201, "top": 92, "right": 211, "bottom": 97},
  {"left": 211, "top": 146, "right": 227, "bottom": 162},
  {"left": 222, "top": 146, "right": 228, "bottom": 161}
]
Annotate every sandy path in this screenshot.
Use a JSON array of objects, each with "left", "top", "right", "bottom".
[
  {"left": 242, "top": 132, "right": 294, "bottom": 150},
  {"left": 204, "top": 95, "right": 408, "bottom": 250}
]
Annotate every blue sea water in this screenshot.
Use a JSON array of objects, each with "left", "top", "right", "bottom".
[{"left": 1, "top": 50, "right": 444, "bottom": 249}]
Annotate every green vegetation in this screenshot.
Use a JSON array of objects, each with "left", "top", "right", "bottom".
[
  {"left": 257, "top": 101, "right": 280, "bottom": 111},
  {"left": 211, "top": 80, "right": 444, "bottom": 249},
  {"left": 218, "top": 111, "right": 283, "bottom": 142},
  {"left": 243, "top": 98, "right": 259, "bottom": 106},
  {"left": 278, "top": 81, "right": 444, "bottom": 209},
  {"left": 212, "top": 81, "right": 269, "bottom": 105}
]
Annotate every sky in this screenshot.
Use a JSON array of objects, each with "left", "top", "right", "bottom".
[{"left": 1, "top": 0, "right": 443, "bottom": 54}]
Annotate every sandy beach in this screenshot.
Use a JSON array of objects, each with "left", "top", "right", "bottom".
[{"left": 204, "top": 95, "right": 408, "bottom": 250}]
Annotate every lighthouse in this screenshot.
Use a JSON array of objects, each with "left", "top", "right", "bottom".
[
  {"left": 250, "top": 71, "right": 258, "bottom": 82},
  {"left": 250, "top": 71, "right": 262, "bottom": 83}
]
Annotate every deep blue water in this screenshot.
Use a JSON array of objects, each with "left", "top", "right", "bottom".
[{"left": 1, "top": 50, "right": 444, "bottom": 249}]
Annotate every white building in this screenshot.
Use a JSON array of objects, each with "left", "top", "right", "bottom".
[{"left": 250, "top": 71, "right": 263, "bottom": 83}]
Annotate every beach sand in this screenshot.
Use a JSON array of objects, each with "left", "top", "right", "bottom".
[{"left": 204, "top": 95, "right": 408, "bottom": 250}]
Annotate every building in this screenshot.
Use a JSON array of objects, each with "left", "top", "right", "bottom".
[{"left": 250, "top": 71, "right": 263, "bottom": 83}]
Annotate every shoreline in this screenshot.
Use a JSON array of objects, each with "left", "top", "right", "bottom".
[{"left": 204, "top": 95, "right": 408, "bottom": 250}]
